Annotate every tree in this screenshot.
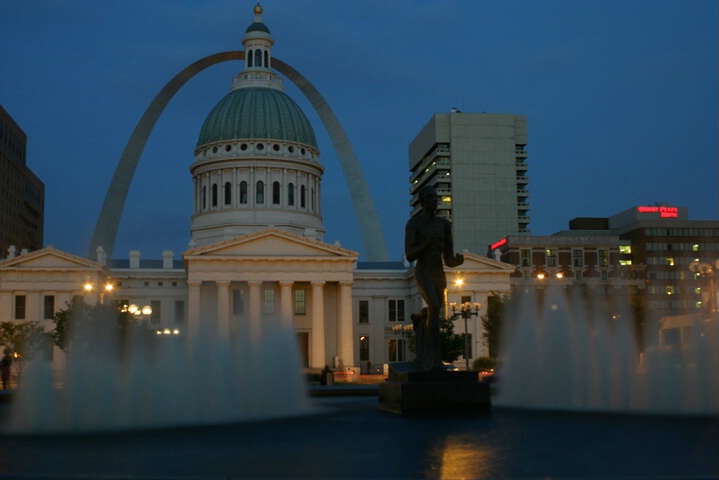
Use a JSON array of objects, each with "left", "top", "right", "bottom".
[
  {"left": 408, "top": 315, "right": 468, "bottom": 364},
  {"left": 51, "top": 299, "right": 143, "bottom": 362},
  {"left": 481, "top": 293, "right": 509, "bottom": 360},
  {"left": 0, "top": 320, "right": 49, "bottom": 384}
]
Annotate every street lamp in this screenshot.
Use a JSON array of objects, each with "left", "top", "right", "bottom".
[
  {"left": 391, "top": 323, "right": 413, "bottom": 362},
  {"left": 449, "top": 301, "right": 481, "bottom": 371},
  {"left": 122, "top": 303, "right": 153, "bottom": 322},
  {"left": 83, "top": 281, "right": 114, "bottom": 305}
]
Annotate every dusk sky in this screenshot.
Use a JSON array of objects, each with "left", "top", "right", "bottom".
[{"left": 1, "top": 1, "right": 717, "bottom": 262}]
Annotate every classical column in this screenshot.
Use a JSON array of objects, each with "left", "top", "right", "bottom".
[
  {"left": 279, "top": 281, "right": 294, "bottom": 329},
  {"left": 310, "top": 281, "right": 326, "bottom": 368},
  {"left": 216, "top": 280, "right": 231, "bottom": 342},
  {"left": 187, "top": 281, "right": 202, "bottom": 340},
  {"left": 338, "top": 282, "right": 354, "bottom": 368},
  {"left": 248, "top": 280, "right": 262, "bottom": 342}
]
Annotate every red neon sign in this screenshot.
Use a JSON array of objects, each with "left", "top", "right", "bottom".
[
  {"left": 637, "top": 206, "right": 678, "bottom": 218},
  {"left": 490, "top": 238, "right": 507, "bottom": 250}
]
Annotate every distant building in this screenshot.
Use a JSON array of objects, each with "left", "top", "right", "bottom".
[
  {"left": 491, "top": 204, "right": 719, "bottom": 338},
  {"left": 408, "top": 111, "right": 529, "bottom": 255},
  {"left": 0, "top": 105, "right": 44, "bottom": 255}
]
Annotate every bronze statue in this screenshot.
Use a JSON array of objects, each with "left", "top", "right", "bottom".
[{"left": 405, "top": 186, "right": 464, "bottom": 370}]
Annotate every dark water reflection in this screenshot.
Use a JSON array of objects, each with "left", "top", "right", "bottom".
[{"left": 2, "top": 397, "right": 716, "bottom": 479}]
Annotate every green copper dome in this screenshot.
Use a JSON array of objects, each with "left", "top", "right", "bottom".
[{"left": 198, "top": 87, "right": 317, "bottom": 147}]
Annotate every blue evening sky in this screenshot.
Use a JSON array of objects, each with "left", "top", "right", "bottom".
[{"left": 1, "top": 1, "right": 717, "bottom": 261}]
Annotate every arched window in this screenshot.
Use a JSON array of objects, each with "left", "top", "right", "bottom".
[
  {"left": 256, "top": 180, "right": 264, "bottom": 204},
  {"left": 254, "top": 49, "right": 262, "bottom": 67},
  {"left": 202, "top": 186, "right": 207, "bottom": 209},
  {"left": 300, "top": 185, "right": 306, "bottom": 208},
  {"left": 264, "top": 50, "right": 269, "bottom": 68},
  {"left": 272, "top": 181, "right": 281, "bottom": 205},
  {"left": 211, "top": 184, "right": 218, "bottom": 207},
  {"left": 240, "top": 181, "right": 248, "bottom": 204},
  {"left": 224, "top": 182, "right": 232, "bottom": 205},
  {"left": 247, "top": 50, "right": 253, "bottom": 68},
  {"left": 288, "top": 183, "right": 295, "bottom": 206},
  {"left": 311, "top": 187, "right": 315, "bottom": 211}
]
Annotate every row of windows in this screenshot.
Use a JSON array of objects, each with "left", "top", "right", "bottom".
[
  {"left": 231, "top": 288, "right": 307, "bottom": 316},
  {"left": 520, "top": 249, "right": 607, "bottom": 268},
  {"left": 202, "top": 181, "right": 309, "bottom": 209},
  {"left": 645, "top": 228, "right": 719, "bottom": 237},
  {"left": 12, "top": 295, "right": 185, "bottom": 325},
  {"left": 357, "top": 299, "right": 406, "bottom": 324},
  {"left": 203, "top": 142, "right": 310, "bottom": 158},
  {"left": 645, "top": 243, "right": 719, "bottom": 251}
]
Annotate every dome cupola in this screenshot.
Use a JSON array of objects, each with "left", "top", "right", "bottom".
[{"left": 190, "top": 4, "right": 324, "bottom": 249}]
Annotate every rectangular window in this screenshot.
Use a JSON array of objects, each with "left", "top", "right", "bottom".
[
  {"left": 572, "top": 249, "right": 584, "bottom": 267},
  {"left": 232, "top": 289, "right": 245, "bottom": 315},
  {"left": 294, "top": 289, "right": 306, "bottom": 315},
  {"left": 14, "top": 295, "right": 26, "bottom": 320},
  {"left": 151, "top": 300, "right": 161, "bottom": 324},
  {"left": 521, "top": 249, "right": 531, "bottom": 267},
  {"left": 174, "top": 300, "right": 185, "bottom": 324},
  {"left": 359, "top": 336, "right": 370, "bottom": 362},
  {"left": 43, "top": 295, "right": 55, "bottom": 320},
  {"left": 598, "top": 249, "right": 608, "bottom": 267},
  {"left": 601, "top": 270, "right": 608, "bottom": 281},
  {"left": 358, "top": 300, "right": 369, "bottom": 323},
  {"left": 546, "top": 249, "right": 557, "bottom": 267},
  {"left": 263, "top": 289, "right": 275, "bottom": 314},
  {"left": 619, "top": 245, "right": 632, "bottom": 254},
  {"left": 388, "top": 299, "right": 405, "bottom": 322},
  {"left": 388, "top": 339, "right": 405, "bottom": 362}
]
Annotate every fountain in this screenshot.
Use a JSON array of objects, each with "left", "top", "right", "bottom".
[
  {"left": 6, "top": 316, "right": 312, "bottom": 434},
  {"left": 494, "top": 286, "right": 719, "bottom": 415}
]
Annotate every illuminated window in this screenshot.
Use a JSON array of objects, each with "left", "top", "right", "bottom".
[
  {"left": 521, "top": 249, "right": 531, "bottom": 267},
  {"left": 620, "top": 260, "right": 632, "bottom": 266},
  {"left": 666, "top": 286, "right": 674, "bottom": 295},
  {"left": 441, "top": 196, "right": 452, "bottom": 205},
  {"left": 665, "top": 257, "right": 675, "bottom": 266},
  {"left": 620, "top": 245, "right": 632, "bottom": 254},
  {"left": 294, "top": 289, "right": 306, "bottom": 315},
  {"left": 546, "top": 249, "right": 557, "bottom": 267},
  {"left": 692, "top": 244, "right": 699, "bottom": 252},
  {"left": 598, "top": 250, "right": 608, "bottom": 267}
]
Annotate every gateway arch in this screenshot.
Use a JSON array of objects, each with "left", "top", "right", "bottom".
[{"left": 89, "top": 51, "right": 389, "bottom": 262}]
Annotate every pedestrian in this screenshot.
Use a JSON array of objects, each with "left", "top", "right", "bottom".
[{"left": 1, "top": 348, "right": 13, "bottom": 389}]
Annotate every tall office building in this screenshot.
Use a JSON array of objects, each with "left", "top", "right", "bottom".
[
  {"left": 0, "top": 105, "right": 44, "bottom": 255},
  {"left": 408, "top": 110, "right": 529, "bottom": 255}
]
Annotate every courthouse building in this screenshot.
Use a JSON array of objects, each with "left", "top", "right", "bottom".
[{"left": 0, "top": 5, "right": 513, "bottom": 375}]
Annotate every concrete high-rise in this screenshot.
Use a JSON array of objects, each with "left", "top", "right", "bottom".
[
  {"left": 408, "top": 111, "right": 529, "bottom": 255},
  {"left": 0, "top": 105, "right": 44, "bottom": 255}
]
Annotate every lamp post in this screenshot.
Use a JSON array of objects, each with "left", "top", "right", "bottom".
[
  {"left": 83, "top": 281, "right": 114, "bottom": 305},
  {"left": 391, "top": 323, "right": 413, "bottom": 362},
  {"left": 449, "top": 301, "right": 481, "bottom": 371},
  {"left": 122, "top": 303, "right": 153, "bottom": 324}
]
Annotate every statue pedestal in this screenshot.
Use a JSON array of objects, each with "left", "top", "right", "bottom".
[{"left": 379, "top": 362, "right": 491, "bottom": 413}]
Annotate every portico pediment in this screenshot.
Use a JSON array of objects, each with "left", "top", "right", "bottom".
[
  {"left": 448, "top": 252, "right": 516, "bottom": 274},
  {"left": 0, "top": 247, "right": 106, "bottom": 271},
  {"left": 185, "top": 228, "right": 359, "bottom": 260}
]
